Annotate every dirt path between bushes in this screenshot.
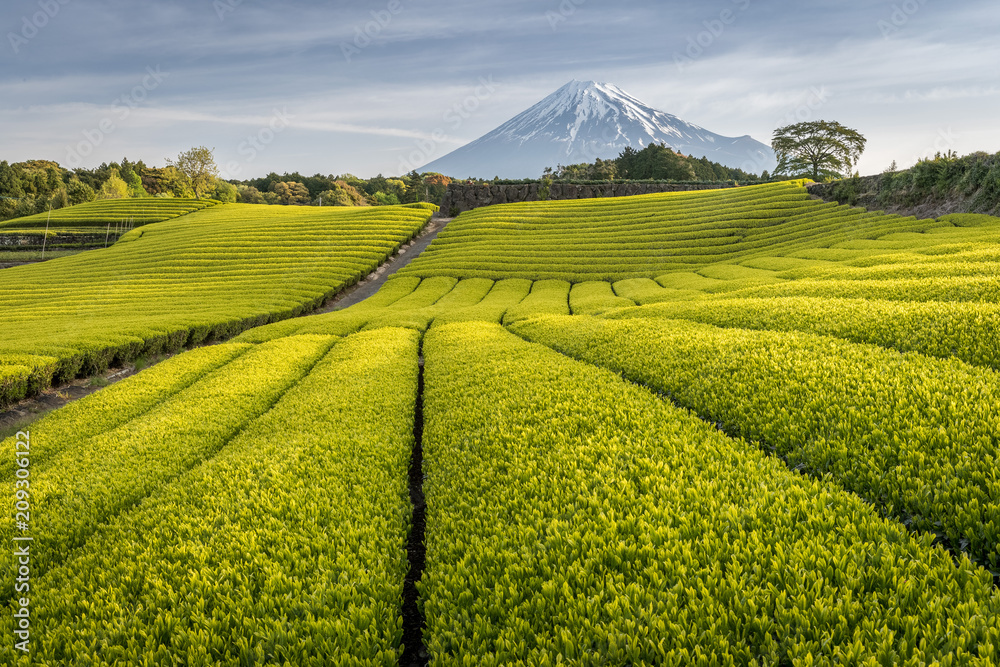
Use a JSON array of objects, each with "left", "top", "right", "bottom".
[
  {"left": 314, "top": 216, "right": 452, "bottom": 313},
  {"left": 0, "top": 366, "right": 142, "bottom": 439}
]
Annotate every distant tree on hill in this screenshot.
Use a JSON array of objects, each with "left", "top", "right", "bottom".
[
  {"left": 616, "top": 144, "right": 696, "bottom": 181},
  {"left": 98, "top": 168, "right": 130, "bottom": 199},
  {"left": 337, "top": 173, "right": 368, "bottom": 192},
  {"left": 364, "top": 174, "right": 390, "bottom": 197},
  {"left": 541, "top": 146, "right": 760, "bottom": 183},
  {"left": 771, "top": 120, "right": 867, "bottom": 181},
  {"left": 270, "top": 181, "right": 311, "bottom": 205},
  {"left": 369, "top": 191, "right": 400, "bottom": 206},
  {"left": 236, "top": 185, "right": 266, "bottom": 204},
  {"left": 397, "top": 171, "right": 452, "bottom": 204},
  {"left": 402, "top": 171, "right": 424, "bottom": 203},
  {"left": 12, "top": 196, "right": 41, "bottom": 218},
  {"left": 167, "top": 146, "right": 219, "bottom": 198},
  {"left": 161, "top": 167, "right": 195, "bottom": 198},
  {"left": 137, "top": 167, "right": 170, "bottom": 196},
  {"left": 553, "top": 158, "right": 618, "bottom": 181},
  {"left": 381, "top": 178, "right": 407, "bottom": 203},
  {"left": 66, "top": 178, "right": 96, "bottom": 205},
  {"left": 49, "top": 187, "right": 70, "bottom": 209},
  {"left": 11, "top": 160, "right": 65, "bottom": 198},
  {"left": 209, "top": 180, "right": 238, "bottom": 203},
  {"left": 119, "top": 159, "right": 148, "bottom": 197},
  {"left": 0, "top": 161, "right": 23, "bottom": 199},
  {"left": 316, "top": 181, "right": 367, "bottom": 206},
  {"left": 71, "top": 166, "right": 105, "bottom": 193},
  {"left": 300, "top": 173, "right": 338, "bottom": 199},
  {"left": 421, "top": 173, "right": 451, "bottom": 204}
]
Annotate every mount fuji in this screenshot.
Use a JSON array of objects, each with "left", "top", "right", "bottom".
[{"left": 419, "top": 80, "right": 776, "bottom": 179}]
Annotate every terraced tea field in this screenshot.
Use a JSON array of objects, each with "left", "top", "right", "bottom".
[
  {"left": 0, "top": 198, "right": 223, "bottom": 249},
  {"left": 5, "top": 182, "right": 1000, "bottom": 664},
  {"left": 0, "top": 202, "right": 433, "bottom": 405}
]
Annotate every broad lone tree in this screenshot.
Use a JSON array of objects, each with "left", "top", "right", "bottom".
[
  {"left": 167, "top": 146, "right": 219, "bottom": 199},
  {"left": 771, "top": 120, "right": 867, "bottom": 181}
]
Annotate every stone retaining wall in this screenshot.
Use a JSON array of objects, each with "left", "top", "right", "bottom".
[{"left": 0, "top": 233, "right": 111, "bottom": 248}]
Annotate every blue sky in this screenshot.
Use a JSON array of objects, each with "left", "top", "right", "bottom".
[{"left": 2, "top": 0, "right": 997, "bottom": 178}]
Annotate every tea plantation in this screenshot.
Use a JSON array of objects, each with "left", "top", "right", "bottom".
[{"left": 4, "top": 183, "right": 1000, "bottom": 664}]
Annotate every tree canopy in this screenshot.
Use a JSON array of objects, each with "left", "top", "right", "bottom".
[
  {"left": 98, "top": 168, "right": 129, "bottom": 200},
  {"left": 545, "top": 144, "right": 761, "bottom": 182},
  {"left": 166, "top": 146, "right": 219, "bottom": 198},
  {"left": 771, "top": 120, "right": 867, "bottom": 181},
  {"left": 270, "top": 181, "right": 311, "bottom": 205}
]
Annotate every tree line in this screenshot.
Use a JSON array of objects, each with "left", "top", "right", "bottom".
[
  {"left": 0, "top": 121, "right": 873, "bottom": 221},
  {"left": 0, "top": 147, "right": 234, "bottom": 221},
  {"left": 0, "top": 147, "right": 453, "bottom": 222},
  {"left": 544, "top": 144, "right": 766, "bottom": 183},
  {"left": 231, "top": 171, "right": 452, "bottom": 207}
]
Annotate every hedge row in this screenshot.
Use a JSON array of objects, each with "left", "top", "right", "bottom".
[
  {"left": 0, "top": 343, "right": 249, "bottom": 481},
  {"left": 0, "top": 198, "right": 219, "bottom": 231},
  {"left": 1, "top": 328, "right": 419, "bottom": 665},
  {"left": 502, "top": 280, "right": 571, "bottom": 324},
  {"left": 603, "top": 295, "right": 1000, "bottom": 371},
  {"left": 568, "top": 281, "right": 635, "bottom": 315},
  {"left": 0, "top": 336, "right": 334, "bottom": 596},
  {"left": 362, "top": 277, "right": 494, "bottom": 332},
  {"left": 421, "top": 322, "right": 1000, "bottom": 664},
  {"left": 398, "top": 181, "right": 968, "bottom": 282},
  {"left": 728, "top": 274, "right": 1000, "bottom": 303},
  {"left": 233, "top": 277, "right": 536, "bottom": 342},
  {"left": 431, "top": 279, "right": 533, "bottom": 327},
  {"left": 512, "top": 315, "right": 1000, "bottom": 568}
]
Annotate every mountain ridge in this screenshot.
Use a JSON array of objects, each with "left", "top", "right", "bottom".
[{"left": 420, "top": 80, "right": 776, "bottom": 179}]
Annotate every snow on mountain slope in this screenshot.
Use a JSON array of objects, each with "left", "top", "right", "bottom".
[{"left": 420, "top": 80, "right": 776, "bottom": 179}]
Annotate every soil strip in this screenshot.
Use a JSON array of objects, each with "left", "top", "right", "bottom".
[
  {"left": 0, "top": 365, "right": 143, "bottom": 439},
  {"left": 400, "top": 353, "right": 429, "bottom": 666},
  {"left": 316, "top": 217, "right": 452, "bottom": 314}
]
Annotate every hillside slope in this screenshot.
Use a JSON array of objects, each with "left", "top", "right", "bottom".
[
  {"left": 0, "top": 198, "right": 220, "bottom": 232},
  {"left": 0, "top": 203, "right": 432, "bottom": 405},
  {"left": 809, "top": 150, "right": 1000, "bottom": 219},
  {"left": 398, "top": 181, "right": 950, "bottom": 281},
  {"left": 0, "top": 197, "right": 223, "bottom": 249},
  {"left": 4, "top": 182, "right": 1000, "bottom": 663}
]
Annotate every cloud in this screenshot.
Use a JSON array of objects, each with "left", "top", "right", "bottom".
[{"left": 1, "top": 0, "right": 998, "bottom": 177}]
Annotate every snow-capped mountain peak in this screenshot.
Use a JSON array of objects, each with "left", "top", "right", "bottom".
[{"left": 420, "top": 80, "right": 775, "bottom": 179}]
